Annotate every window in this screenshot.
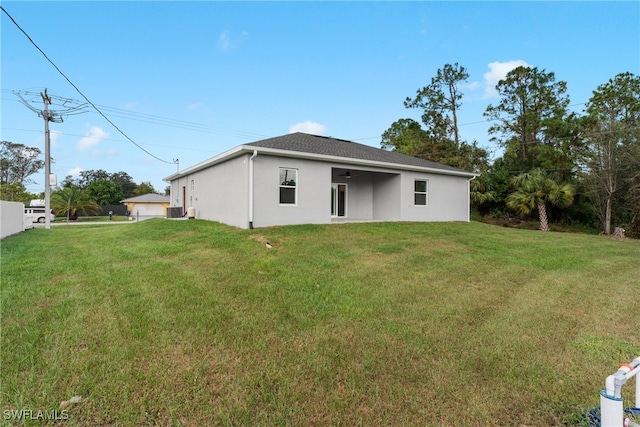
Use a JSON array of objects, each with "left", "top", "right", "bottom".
[
  {"left": 279, "top": 168, "right": 297, "bottom": 204},
  {"left": 414, "top": 180, "right": 428, "bottom": 206}
]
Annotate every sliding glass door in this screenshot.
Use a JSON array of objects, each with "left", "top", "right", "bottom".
[{"left": 331, "top": 183, "right": 347, "bottom": 217}]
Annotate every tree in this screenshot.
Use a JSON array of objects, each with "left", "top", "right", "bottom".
[
  {"left": 78, "top": 169, "right": 110, "bottom": 186},
  {"left": 382, "top": 64, "right": 489, "bottom": 172},
  {"left": 581, "top": 72, "right": 640, "bottom": 235},
  {"left": 506, "top": 169, "right": 575, "bottom": 231},
  {"left": 381, "top": 118, "right": 426, "bottom": 156},
  {"left": 470, "top": 173, "right": 497, "bottom": 208},
  {"left": 381, "top": 118, "right": 488, "bottom": 172},
  {"left": 405, "top": 63, "right": 469, "bottom": 150},
  {"left": 50, "top": 187, "right": 100, "bottom": 220},
  {"left": 0, "top": 182, "right": 39, "bottom": 203},
  {"left": 380, "top": 63, "right": 489, "bottom": 172},
  {"left": 0, "top": 141, "right": 45, "bottom": 185},
  {"left": 132, "top": 181, "right": 156, "bottom": 196},
  {"left": 86, "top": 179, "right": 124, "bottom": 205},
  {"left": 62, "top": 169, "right": 138, "bottom": 202},
  {"left": 110, "top": 171, "right": 137, "bottom": 198},
  {"left": 484, "top": 66, "right": 573, "bottom": 171},
  {"left": 628, "top": 186, "right": 640, "bottom": 238}
]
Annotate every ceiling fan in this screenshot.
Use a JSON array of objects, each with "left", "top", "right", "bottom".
[{"left": 338, "top": 170, "right": 359, "bottom": 179}]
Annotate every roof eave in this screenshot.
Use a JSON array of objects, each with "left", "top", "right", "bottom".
[
  {"left": 243, "top": 145, "right": 478, "bottom": 178},
  {"left": 164, "top": 145, "right": 478, "bottom": 181},
  {"left": 163, "top": 145, "right": 247, "bottom": 181}
]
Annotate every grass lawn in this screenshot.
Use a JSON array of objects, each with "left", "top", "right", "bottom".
[{"left": 1, "top": 219, "right": 639, "bottom": 426}]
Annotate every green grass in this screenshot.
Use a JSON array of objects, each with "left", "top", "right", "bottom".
[{"left": 1, "top": 219, "right": 639, "bottom": 426}]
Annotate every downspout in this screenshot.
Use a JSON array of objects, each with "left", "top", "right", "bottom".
[
  {"left": 248, "top": 150, "right": 257, "bottom": 229},
  {"left": 468, "top": 176, "right": 476, "bottom": 223}
]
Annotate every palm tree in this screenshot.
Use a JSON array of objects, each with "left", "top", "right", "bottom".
[
  {"left": 470, "top": 173, "right": 497, "bottom": 207},
  {"left": 506, "top": 169, "right": 575, "bottom": 231},
  {"left": 51, "top": 187, "right": 100, "bottom": 220}
]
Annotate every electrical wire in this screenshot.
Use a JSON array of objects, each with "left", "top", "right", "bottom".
[
  {"left": 1, "top": 91, "right": 271, "bottom": 141},
  {"left": 1, "top": 1, "right": 636, "bottom": 158},
  {"left": 1, "top": 5, "right": 176, "bottom": 165}
]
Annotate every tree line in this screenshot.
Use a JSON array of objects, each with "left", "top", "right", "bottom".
[
  {"left": 381, "top": 64, "right": 640, "bottom": 237},
  {"left": 0, "top": 142, "right": 163, "bottom": 218}
]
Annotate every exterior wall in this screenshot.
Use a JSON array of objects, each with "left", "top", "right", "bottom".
[
  {"left": 1, "top": 201, "right": 26, "bottom": 239},
  {"left": 400, "top": 171, "right": 470, "bottom": 222},
  {"left": 372, "top": 173, "right": 401, "bottom": 221},
  {"left": 343, "top": 171, "right": 373, "bottom": 221},
  {"left": 252, "top": 155, "right": 331, "bottom": 228},
  {"left": 171, "top": 155, "right": 250, "bottom": 228},
  {"left": 168, "top": 153, "right": 471, "bottom": 229}
]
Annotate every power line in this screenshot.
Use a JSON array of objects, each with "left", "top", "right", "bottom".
[
  {"left": 1, "top": 91, "right": 271, "bottom": 141},
  {"left": 1, "top": 5, "right": 176, "bottom": 165}
]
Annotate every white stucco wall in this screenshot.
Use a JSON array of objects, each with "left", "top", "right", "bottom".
[
  {"left": 1, "top": 201, "right": 26, "bottom": 239},
  {"left": 372, "top": 173, "right": 401, "bottom": 221},
  {"left": 168, "top": 151, "right": 472, "bottom": 229},
  {"left": 400, "top": 172, "right": 470, "bottom": 222},
  {"left": 170, "top": 154, "right": 250, "bottom": 228},
  {"left": 252, "top": 156, "right": 331, "bottom": 228},
  {"left": 342, "top": 171, "right": 373, "bottom": 220}
]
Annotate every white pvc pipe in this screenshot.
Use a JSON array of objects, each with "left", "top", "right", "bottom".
[
  {"left": 601, "top": 357, "right": 640, "bottom": 427},
  {"left": 631, "top": 356, "right": 640, "bottom": 409},
  {"left": 636, "top": 373, "right": 640, "bottom": 410},
  {"left": 606, "top": 374, "right": 616, "bottom": 397},
  {"left": 600, "top": 389, "right": 624, "bottom": 427}
]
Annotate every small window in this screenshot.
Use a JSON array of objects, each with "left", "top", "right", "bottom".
[
  {"left": 414, "top": 180, "right": 428, "bottom": 206},
  {"left": 279, "top": 168, "right": 297, "bottom": 205}
]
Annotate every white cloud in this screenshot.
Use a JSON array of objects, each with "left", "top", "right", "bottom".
[
  {"left": 66, "top": 167, "right": 84, "bottom": 177},
  {"left": 77, "top": 126, "right": 109, "bottom": 151},
  {"left": 483, "top": 60, "right": 531, "bottom": 98},
  {"left": 49, "top": 130, "right": 62, "bottom": 148},
  {"left": 217, "top": 30, "right": 248, "bottom": 51},
  {"left": 289, "top": 121, "right": 327, "bottom": 136}
]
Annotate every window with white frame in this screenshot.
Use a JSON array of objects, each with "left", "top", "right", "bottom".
[
  {"left": 279, "top": 168, "right": 298, "bottom": 204},
  {"left": 414, "top": 180, "right": 428, "bottom": 206}
]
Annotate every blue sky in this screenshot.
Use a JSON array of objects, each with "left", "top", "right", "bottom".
[{"left": 2, "top": 1, "right": 638, "bottom": 194}]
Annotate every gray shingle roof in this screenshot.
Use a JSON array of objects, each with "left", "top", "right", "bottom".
[{"left": 245, "top": 133, "right": 472, "bottom": 174}]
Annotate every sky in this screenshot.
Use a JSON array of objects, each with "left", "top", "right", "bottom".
[{"left": 2, "top": 1, "right": 639, "bottom": 194}]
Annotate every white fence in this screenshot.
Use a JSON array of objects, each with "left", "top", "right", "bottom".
[{"left": 0, "top": 201, "right": 26, "bottom": 239}]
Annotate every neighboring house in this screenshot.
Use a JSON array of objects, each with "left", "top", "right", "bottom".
[
  {"left": 121, "top": 194, "right": 170, "bottom": 217},
  {"left": 164, "top": 133, "right": 477, "bottom": 229}
]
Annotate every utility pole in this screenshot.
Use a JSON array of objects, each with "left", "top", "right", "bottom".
[
  {"left": 40, "top": 89, "right": 63, "bottom": 229},
  {"left": 14, "top": 89, "right": 84, "bottom": 229}
]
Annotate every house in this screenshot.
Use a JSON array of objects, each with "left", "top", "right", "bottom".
[
  {"left": 163, "top": 133, "right": 477, "bottom": 229},
  {"left": 121, "top": 194, "right": 170, "bottom": 217}
]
